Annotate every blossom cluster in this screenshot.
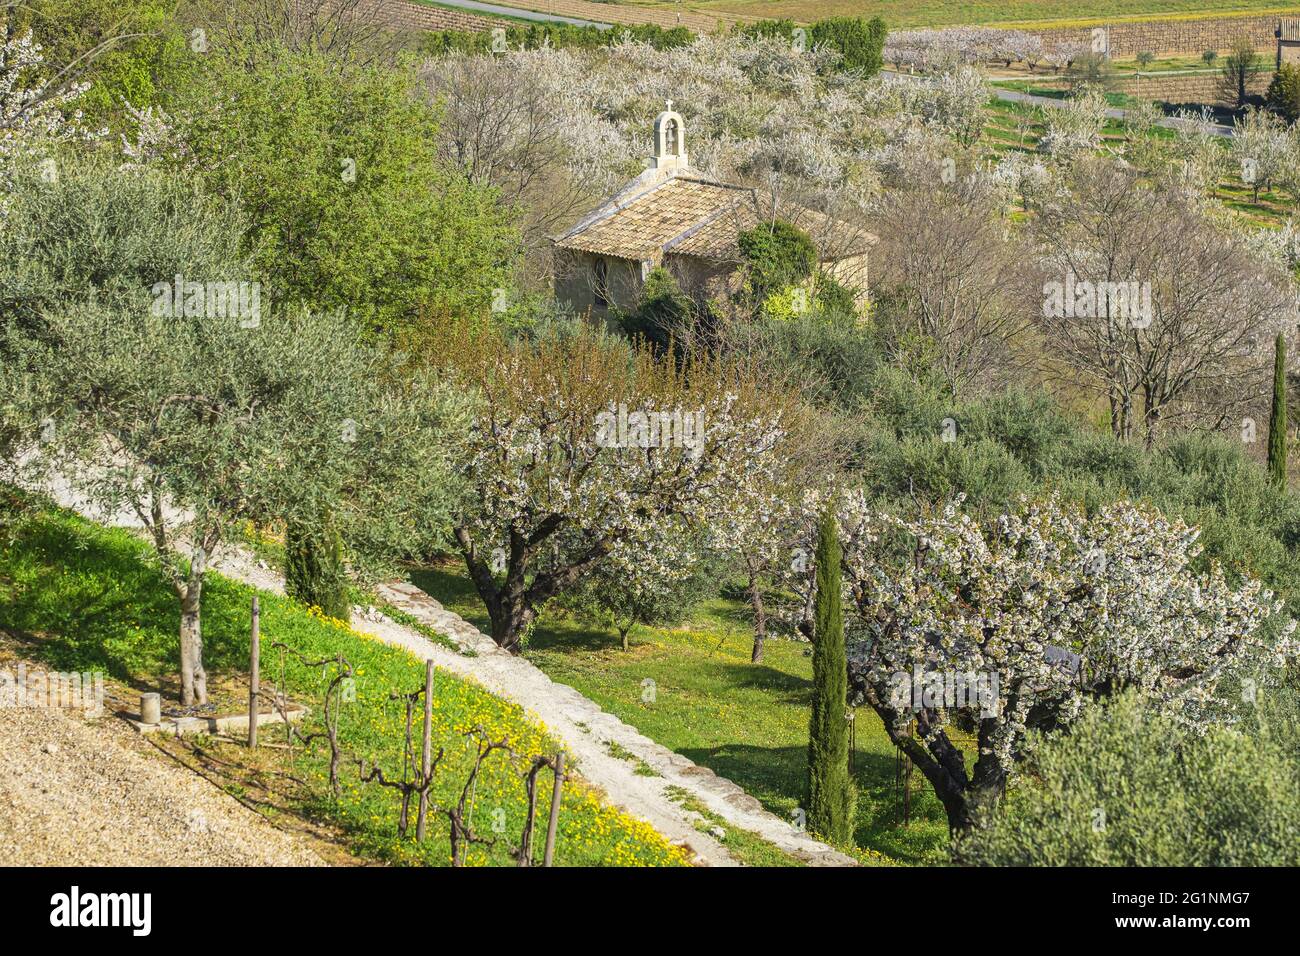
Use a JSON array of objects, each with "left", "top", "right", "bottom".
[{"left": 836, "top": 493, "right": 1298, "bottom": 771}]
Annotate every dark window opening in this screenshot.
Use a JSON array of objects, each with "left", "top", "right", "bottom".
[{"left": 593, "top": 258, "right": 609, "bottom": 308}]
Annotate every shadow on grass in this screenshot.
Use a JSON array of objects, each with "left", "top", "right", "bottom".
[
  {"left": 0, "top": 509, "right": 251, "bottom": 685},
  {"left": 682, "top": 741, "right": 950, "bottom": 864}
]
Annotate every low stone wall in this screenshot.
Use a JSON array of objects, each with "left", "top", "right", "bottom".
[{"left": 1025, "top": 13, "right": 1289, "bottom": 57}]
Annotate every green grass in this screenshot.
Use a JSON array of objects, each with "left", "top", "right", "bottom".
[
  {"left": 411, "top": 562, "right": 951, "bottom": 864},
  {"left": 663, "top": 784, "right": 808, "bottom": 866},
  {"left": 0, "top": 499, "right": 687, "bottom": 867}
]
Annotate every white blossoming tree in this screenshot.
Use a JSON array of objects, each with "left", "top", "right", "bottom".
[
  {"left": 1232, "top": 107, "right": 1299, "bottom": 203},
  {"left": 569, "top": 523, "right": 715, "bottom": 650},
  {"left": 430, "top": 318, "right": 803, "bottom": 653},
  {"left": 0, "top": 28, "right": 89, "bottom": 187},
  {"left": 836, "top": 493, "right": 1298, "bottom": 833},
  {"left": 1039, "top": 86, "right": 1109, "bottom": 160}
]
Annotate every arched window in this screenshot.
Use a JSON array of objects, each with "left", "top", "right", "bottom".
[{"left": 665, "top": 118, "right": 679, "bottom": 156}]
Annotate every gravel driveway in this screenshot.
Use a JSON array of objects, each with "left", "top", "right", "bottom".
[{"left": 0, "top": 705, "right": 325, "bottom": 866}]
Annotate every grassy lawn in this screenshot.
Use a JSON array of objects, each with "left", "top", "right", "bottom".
[
  {"left": 411, "top": 561, "right": 954, "bottom": 865},
  {"left": 0, "top": 499, "right": 688, "bottom": 867}
]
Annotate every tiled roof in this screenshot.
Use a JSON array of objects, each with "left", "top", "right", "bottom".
[
  {"left": 555, "top": 175, "right": 751, "bottom": 260},
  {"left": 554, "top": 171, "right": 874, "bottom": 263}
]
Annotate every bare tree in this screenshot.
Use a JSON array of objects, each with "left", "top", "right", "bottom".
[
  {"left": 182, "top": 0, "right": 404, "bottom": 70},
  {"left": 418, "top": 53, "right": 595, "bottom": 283},
  {"left": 1218, "top": 35, "right": 1261, "bottom": 110},
  {"left": 1035, "top": 158, "right": 1292, "bottom": 448},
  {"left": 871, "top": 171, "right": 1032, "bottom": 396}
]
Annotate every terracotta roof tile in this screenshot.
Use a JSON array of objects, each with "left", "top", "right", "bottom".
[{"left": 554, "top": 171, "right": 875, "bottom": 263}]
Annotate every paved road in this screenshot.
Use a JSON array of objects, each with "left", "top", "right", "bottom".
[
  {"left": 991, "top": 85, "right": 1233, "bottom": 138},
  {"left": 429, "top": 0, "right": 611, "bottom": 28}
]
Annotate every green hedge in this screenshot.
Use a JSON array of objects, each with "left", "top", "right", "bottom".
[
  {"left": 418, "top": 22, "right": 695, "bottom": 56},
  {"left": 735, "top": 16, "right": 887, "bottom": 75}
]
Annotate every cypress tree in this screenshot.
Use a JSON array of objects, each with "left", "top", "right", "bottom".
[
  {"left": 285, "top": 515, "right": 351, "bottom": 623},
  {"left": 1268, "top": 332, "right": 1288, "bottom": 489},
  {"left": 806, "top": 508, "right": 855, "bottom": 844}
]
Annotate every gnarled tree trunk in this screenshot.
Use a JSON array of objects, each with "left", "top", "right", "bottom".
[
  {"left": 747, "top": 565, "right": 767, "bottom": 663},
  {"left": 176, "top": 553, "right": 209, "bottom": 706}
]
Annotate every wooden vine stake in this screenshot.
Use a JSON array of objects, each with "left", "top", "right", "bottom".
[
  {"left": 543, "top": 750, "right": 565, "bottom": 867},
  {"left": 416, "top": 660, "right": 434, "bottom": 841},
  {"left": 248, "top": 596, "right": 260, "bottom": 749}
]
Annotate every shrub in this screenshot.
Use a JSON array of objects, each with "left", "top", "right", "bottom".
[
  {"left": 810, "top": 16, "right": 887, "bottom": 76},
  {"left": 814, "top": 274, "right": 859, "bottom": 317},
  {"left": 1267, "top": 63, "right": 1300, "bottom": 123},
  {"left": 615, "top": 267, "right": 694, "bottom": 355},
  {"left": 737, "top": 16, "right": 886, "bottom": 76},
  {"left": 957, "top": 691, "right": 1300, "bottom": 866},
  {"left": 285, "top": 517, "right": 351, "bottom": 622},
  {"left": 737, "top": 220, "right": 818, "bottom": 306}
]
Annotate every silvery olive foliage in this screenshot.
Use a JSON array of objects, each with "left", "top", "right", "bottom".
[{"left": 835, "top": 492, "right": 1298, "bottom": 831}]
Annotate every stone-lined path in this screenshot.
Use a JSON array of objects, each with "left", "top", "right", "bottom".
[
  {"left": 208, "top": 544, "right": 856, "bottom": 866},
  {"left": 35, "top": 463, "right": 856, "bottom": 865}
]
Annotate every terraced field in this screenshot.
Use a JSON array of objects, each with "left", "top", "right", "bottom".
[{"left": 443, "top": 0, "right": 1300, "bottom": 32}]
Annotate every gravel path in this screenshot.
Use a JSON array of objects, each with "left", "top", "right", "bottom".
[
  {"left": 0, "top": 705, "right": 325, "bottom": 866},
  {"left": 363, "top": 583, "right": 858, "bottom": 866}
]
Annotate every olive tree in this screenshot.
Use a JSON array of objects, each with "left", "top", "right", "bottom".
[
  {"left": 2, "top": 158, "right": 468, "bottom": 704},
  {"left": 957, "top": 691, "right": 1300, "bottom": 865}
]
